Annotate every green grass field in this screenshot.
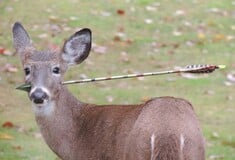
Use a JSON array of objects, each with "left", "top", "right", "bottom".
[{"left": 0, "top": 0, "right": 235, "bottom": 159}]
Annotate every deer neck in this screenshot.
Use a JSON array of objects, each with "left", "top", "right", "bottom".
[{"left": 34, "top": 86, "right": 84, "bottom": 159}]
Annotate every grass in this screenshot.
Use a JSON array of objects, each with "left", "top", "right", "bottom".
[{"left": 0, "top": 0, "right": 235, "bottom": 159}]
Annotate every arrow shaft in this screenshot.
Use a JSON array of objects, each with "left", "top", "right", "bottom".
[{"left": 62, "top": 64, "right": 220, "bottom": 85}]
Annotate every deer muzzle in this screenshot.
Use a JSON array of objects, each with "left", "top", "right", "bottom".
[{"left": 30, "top": 88, "right": 49, "bottom": 104}]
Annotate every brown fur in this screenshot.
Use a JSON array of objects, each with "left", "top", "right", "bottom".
[{"left": 36, "top": 89, "right": 205, "bottom": 160}]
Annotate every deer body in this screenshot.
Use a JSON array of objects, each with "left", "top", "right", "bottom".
[{"left": 13, "top": 22, "right": 205, "bottom": 160}]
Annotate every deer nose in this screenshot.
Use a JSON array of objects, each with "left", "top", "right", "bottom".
[{"left": 30, "top": 88, "right": 48, "bottom": 104}]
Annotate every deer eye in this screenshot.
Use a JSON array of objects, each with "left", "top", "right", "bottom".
[
  {"left": 24, "top": 67, "right": 30, "bottom": 76},
  {"left": 52, "top": 67, "right": 60, "bottom": 74}
]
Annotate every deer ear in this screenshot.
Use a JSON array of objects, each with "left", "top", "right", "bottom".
[
  {"left": 62, "top": 28, "right": 91, "bottom": 65},
  {"left": 12, "top": 22, "right": 32, "bottom": 52}
]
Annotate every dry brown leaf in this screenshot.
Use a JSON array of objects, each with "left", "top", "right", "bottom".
[
  {"left": 213, "top": 34, "right": 225, "bottom": 42},
  {"left": 0, "top": 47, "right": 5, "bottom": 54},
  {"left": 0, "top": 132, "right": 14, "bottom": 140},
  {"left": 197, "top": 33, "right": 206, "bottom": 40},
  {"left": 49, "top": 15, "right": 59, "bottom": 22},
  {"left": 12, "top": 145, "right": 23, "bottom": 150},
  {"left": 2, "top": 121, "right": 14, "bottom": 128},
  {"left": 117, "top": 9, "right": 125, "bottom": 16},
  {"left": 141, "top": 96, "right": 151, "bottom": 103}
]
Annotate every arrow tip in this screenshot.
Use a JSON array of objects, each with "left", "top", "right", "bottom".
[
  {"left": 217, "top": 65, "right": 226, "bottom": 69},
  {"left": 16, "top": 84, "right": 31, "bottom": 92}
]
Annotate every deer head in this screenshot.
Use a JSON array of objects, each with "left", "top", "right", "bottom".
[{"left": 13, "top": 22, "right": 91, "bottom": 116}]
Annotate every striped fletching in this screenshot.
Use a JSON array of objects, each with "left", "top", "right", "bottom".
[{"left": 184, "top": 64, "right": 219, "bottom": 73}]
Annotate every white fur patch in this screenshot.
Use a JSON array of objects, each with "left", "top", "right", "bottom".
[
  {"left": 180, "top": 134, "right": 185, "bottom": 152},
  {"left": 150, "top": 133, "right": 155, "bottom": 160},
  {"left": 32, "top": 101, "right": 55, "bottom": 117}
]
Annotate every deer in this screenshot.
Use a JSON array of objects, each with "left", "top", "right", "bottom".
[{"left": 12, "top": 22, "right": 205, "bottom": 160}]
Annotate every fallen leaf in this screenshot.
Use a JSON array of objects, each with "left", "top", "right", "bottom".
[
  {"left": 79, "top": 74, "right": 88, "bottom": 79},
  {"left": 33, "top": 132, "right": 43, "bottom": 139},
  {"left": 63, "top": 26, "right": 72, "bottom": 32},
  {"left": 226, "top": 72, "right": 235, "bottom": 83},
  {"left": 49, "top": 15, "right": 59, "bottom": 22},
  {"left": 2, "top": 121, "right": 14, "bottom": 128},
  {"left": 129, "top": 6, "right": 136, "bottom": 12},
  {"left": 69, "top": 16, "right": 78, "bottom": 21},
  {"left": 101, "top": 11, "right": 111, "bottom": 17},
  {"left": 144, "top": 19, "right": 153, "bottom": 24},
  {"left": 197, "top": 32, "right": 206, "bottom": 40},
  {"left": 50, "top": 24, "right": 62, "bottom": 37},
  {"left": 5, "top": 6, "right": 13, "bottom": 12},
  {"left": 45, "top": 7, "right": 53, "bottom": 13},
  {"left": 226, "top": 35, "right": 235, "bottom": 41},
  {"left": 180, "top": 73, "right": 206, "bottom": 79},
  {"left": 208, "top": 8, "right": 220, "bottom": 13},
  {"left": 106, "top": 95, "right": 114, "bottom": 102},
  {"left": 226, "top": 95, "right": 233, "bottom": 101},
  {"left": 120, "top": 51, "right": 130, "bottom": 63},
  {"left": 0, "top": 47, "right": 14, "bottom": 56},
  {"left": 38, "top": 33, "right": 49, "bottom": 39},
  {"left": 231, "top": 25, "right": 235, "bottom": 30},
  {"left": 204, "top": 90, "right": 215, "bottom": 95},
  {"left": 12, "top": 145, "right": 23, "bottom": 150},
  {"left": 113, "top": 35, "right": 121, "bottom": 42},
  {"left": 113, "top": 32, "right": 126, "bottom": 42},
  {"left": 125, "top": 39, "right": 133, "bottom": 45},
  {"left": 213, "top": 34, "right": 225, "bottom": 42},
  {"left": 172, "top": 30, "right": 182, "bottom": 36},
  {"left": 92, "top": 44, "right": 107, "bottom": 54},
  {"left": 3, "top": 49, "right": 13, "bottom": 56},
  {"left": 145, "top": 6, "right": 157, "bottom": 12},
  {"left": 141, "top": 96, "right": 150, "bottom": 103},
  {"left": 208, "top": 154, "right": 224, "bottom": 160},
  {"left": 0, "top": 47, "right": 5, "bottom": 54},
  {"left": 183, "top": 21, "right": 192, "bottom": 27},
  {"left": 211, "top": 131, "right": 220, "bottom": 139},
  {"left": 2, "top": 64, "right": 18, "bottom": 73},
  {"left": 174, "top": 9, "right": 186, "bottom": 16},
  {"left": 171, "top": 43, "right": 180, "bottom": 49},
  {"left": 185, "top": 40, "right": 195, "bottom": 47},
  {"left": 0, "top": 132, "right": 14, "bottom": 140},
  {"left": 224, "top": 81, "right": 233, "bottom": 86},
  {"left": 117, "top": 9, "right": 125, "bottom": 16},
  {"left": 137, "top": 77, "right": 145, "bottom": 81}
]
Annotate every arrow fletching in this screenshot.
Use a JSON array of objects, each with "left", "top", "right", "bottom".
[{"left": 183, "top": 64, "right": 223, "bottom": 73}]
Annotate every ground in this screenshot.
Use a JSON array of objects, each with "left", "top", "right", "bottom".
[{"left": 0, "top": 0, "right": 234, "bottom": 159}]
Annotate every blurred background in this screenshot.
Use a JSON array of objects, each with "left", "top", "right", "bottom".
[{"left": 0, "top": 0, "right": 234, "bottom": 159}]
